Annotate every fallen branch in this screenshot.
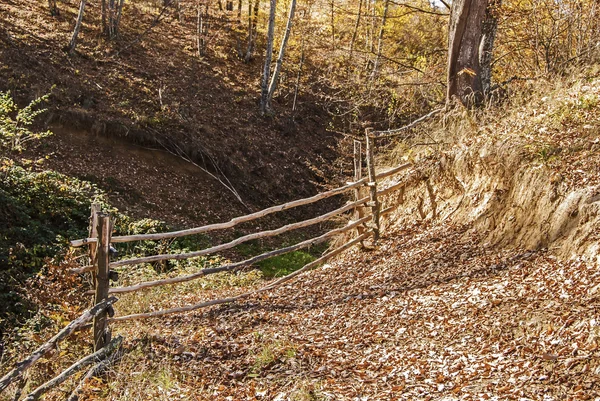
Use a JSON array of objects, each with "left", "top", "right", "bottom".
[
  {"left": 372, "top": 108, "right": 444, "bottom": 138},
  {"left": 23, "top": 336, "right": 123, "bottom": 401},
  {"left": 0, "top": 297, "right": 118, "bottom": 393},
  {"left": 110, "top": 231, "right": 372, "bottom": 322}
]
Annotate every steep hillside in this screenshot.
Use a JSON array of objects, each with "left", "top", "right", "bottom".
[{"left": 0, "top": 0, "right": 344, "bottom": 211}]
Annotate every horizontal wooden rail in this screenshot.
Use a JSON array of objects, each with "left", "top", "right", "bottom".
[
  {"left": 374, "top": 163, "right": 411, "bottom": 180},
  {"left": 110, "top": 197, "right": 369, "bottom": 268},
  {"left": 71, "top": 179, "right": 369, "bottom": 247},
  {"left": 105, "top": 215, "right": 371, "bottom": 294},
  {"left": 109, "top": 231, "right": 373, "bottom": 322},
  {"left": 377, "top": 180, "right": 406, "bottom": 197},
  {"left": 0, "top": 297, "right": 118, "bottom": 393}
]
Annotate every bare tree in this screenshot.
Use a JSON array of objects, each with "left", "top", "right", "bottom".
[
  {"left": 371, "top": 0, "right": 390, "bottom": 79},
  {"left": 260, "top": 0, "right": 277, "bottom": 114},
  {"left": 68, "top": 0, "right": 87, "bottom": 54},
  {"left": 348, "top": 0, "right": 363, "bottom": 64},
  {"left": 243, "top": 0, "right": 261, "bottom": 61},
  {"left": 265, "top": 0, "right": 297, "bottom": 110},
  {"left": 197, "top": 1, "right": 209, "bottom": 56},
  {"left": 48, "top": 0, "right": 59, "bottom": 16}
]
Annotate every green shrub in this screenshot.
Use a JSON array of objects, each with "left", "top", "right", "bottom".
[{"left": 0, "top": 90, "right": 52, "bottom": 153}]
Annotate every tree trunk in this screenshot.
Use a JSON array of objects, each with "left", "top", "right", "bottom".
[
  {"left": 371, "top": 0, "right": 389, "bottom": 79},
  {"left": 446, "top": 0, "right": 496, "bottom": 106},
  {"left": 197, "top": 2, "right": 205, "bottom": 57},
  {"left": 292, "top": 38, "right": 305, "bottom": 113},
  {"left": 330, "top": 0, "right": 335, "bottom": 51},
  {"left": 479, "top": 0, "right": 501, "bottom": 95},
  {"left": 114, "top": 0, "right": 125, "bottom": 37},
  {"left": 68, "top": 0, "right": 87, "bottom": 54},
  {"left": 266, "top": 0, "right": 297, "bottom": 110},
  {"left": 244, "top": 0, "right": 260, "bottom": 62},
  {"left": 348, "top": 0, "right": 363, "bottom": 64},
  {"left": 260, "top": 0, "right": 277, "bottom": 114},
  {"left": 237, "top": 0, "right": 243, "bottom": 22},
  {"left": 48, "top": 0, "right": 59, "bottom": 16},
  {"left": 101, "top": 0, "right": 107, "bottom": 34}
]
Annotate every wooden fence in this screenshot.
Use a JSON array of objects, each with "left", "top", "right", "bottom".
[{"left": 0, "top": 129, "right": 413, "bottom": 399}]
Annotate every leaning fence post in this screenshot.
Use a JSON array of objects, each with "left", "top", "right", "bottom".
[
  {"left": 365, "top": 128, "right": 380, "bottom": 242},
  {"left": 92, "top": 213, "right": 112, "bottom": 351},
  {"left": 353, "top": 140, "right": 366, "bottom": 241}
]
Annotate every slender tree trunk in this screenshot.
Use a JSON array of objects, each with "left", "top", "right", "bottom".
[
  {"left": 266, "top": 0, "right": 297, "bottom": 109},
  {"left": 237, "top": 0, "right": 243, "bottom": 22},
  {"left": 292, "top": 37, "right": 305, "bottom": 113},
  {"left": 197, "top": 2, "right": 205, "bottom": 57},
  {"left": 330, "top": 0, "right": 336, "bottom": 51},
  {"left": 114, "top": 0, "right": 125, "bottom": 37},
  {"left": 48, "top": 0, "right": 59, "bottom": 16},
  {"left": 101, "top": 0, "right": 107, "bottom": 34},
  {"left": 446, "top": 0, "right": 490, "bottom": 106},
  {"left": 260, "top": 0, "right": 277, "bottom": 114},
  {"left": 370, "top": 0, "right": 389, "bottom": 79},
  {"left": 348, "top": 0, "right": 363, "bottom": 63},
  {"left": 108, "top": 0, "right": 116, "bottom": 38},
  {"left": 68, "top": 0, "right": 87, "bottom": 54},
  {"left": 244, "top": 0, "right": 260, "bottom": 61}
]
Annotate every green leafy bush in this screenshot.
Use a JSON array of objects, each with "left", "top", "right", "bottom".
[{"left": 0, "top": 90, "right": 52, "bottom": 152}]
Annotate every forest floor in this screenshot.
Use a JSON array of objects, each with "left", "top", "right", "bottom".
[{"left": 64, "top": 220, "right": 599, "bottom": 401}]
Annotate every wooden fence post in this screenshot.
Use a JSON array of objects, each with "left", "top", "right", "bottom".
[
  {"left": 88, "top": 203, "right": 101, "bottom": 272},
  {"left": 365, "top": 129, "right": 380, "bottom": 242},
  {"left": 353, "top": 140, "right": 366, "bottom": 241},
  {"left": 92, "top": 213, "right": 112, "bottom": 351}
]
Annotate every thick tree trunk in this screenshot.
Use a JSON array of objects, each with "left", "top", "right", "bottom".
[
  {"left": 447, "top": 0, "right": 498, "bottom": 106},
  {"left": 260, "top": 0, "right": 277, "bottom": 114},
  {"left": 266, "top": 0, "right": 297, "bottom": 109},
  {"left": 479, "top": 0, "right": 501, "bottom": 94},
  {"left": 68, "top": 0, "right": 87, "bottom": 54}
]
